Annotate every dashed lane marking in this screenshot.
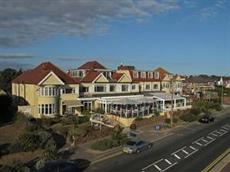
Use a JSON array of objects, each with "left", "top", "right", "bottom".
[
  {"left": 154, "top": 164, "right": 162, "bottom": 171},
  {"left": 142, "top": 158, "right": 164, "bottom": 171},
  {"left": 165, "top": 159, "right": 172, "bottom": 165},
  {"left": 182, "top": 149, "right": 189, "bottom": 154},
  {"left": 172, "top": 153, "right": 181, "bottom": 160},
  {"left": 193, "top": 141, "right": 203, "bottom": 146}
]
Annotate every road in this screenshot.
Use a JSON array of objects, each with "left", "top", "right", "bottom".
[{"left": 85, "top": 113, "right": 230, "bottom": 172}]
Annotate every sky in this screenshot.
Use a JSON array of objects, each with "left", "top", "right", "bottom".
[{"left": 0, "top": 0, "right": 229, "bottom": 75}]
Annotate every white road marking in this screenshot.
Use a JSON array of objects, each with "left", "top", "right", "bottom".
[
  {"left": 165, "top": 159, "right": 172, "bottom": 165},
  {"left": 154, "top": 164, "right": 162, "bottom": 171},
  {"left": 207, "top": 136, "right": 216, "bottom": 140},
  {"left": 142, "top": 125, "right": 228, "bottom": 172},
  {"left": 209, "top": 131, "right": 219, "bottom": 137},
  {"left": 219, "top": 129, "right": 228, "bottom": 133},
  {"left": 222, "top": 126, "right": 229, "bottom": 130},
  {"left": 223, "top": 124, "right": 230, "bottom": 129},
  {"left": 215, "top": 130, "right": 223, "bottom": 135},
  {"left": 172, "top": 153, "right": 181, "bottom": 159},
  {"left": 142, "top": 159, "right": 164, "bottom": 171},
  {"left": 189, "top": 146, "right": 197, "bottom": 151},
  {"left": 201, "top": 138, "right": 209, "bottom": 143},
  {"left": 184, "top": 149, "right": 198, "bottom": 158},
  {"left": 171, "top": 146, "right": 187, "bottom": 154},
  {"left": 161, "top": 162, "right": 177, "bottom": 172},
  {"left": 182, "top": 149, "right": 189, "bottom": 154},
  {"left": 193, "top": 141, "right": 203, "bottom": 146}
]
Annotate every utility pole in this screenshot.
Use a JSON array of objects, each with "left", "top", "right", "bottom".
[
  {"left": 170, "top": 79, "right": 174, "bottom": 127},
  {"left": 221, "top": 78, "right": 224, "bottom": 106},
  {"left": 220, "top": 77, "right": 224, "bottom": 106}
]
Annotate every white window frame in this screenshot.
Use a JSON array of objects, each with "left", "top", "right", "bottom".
[
  {"left": 141, "top": 72, "right": 146, "bottom": 78},
  {"left": 121, "top": 84, "right": 129, "bottom": 92},
  {"left": 110, "top": 85, "right": 116, "bottom": 92},
  {"left": 133, "top": 71, "right": 139, "bottom": 78}
]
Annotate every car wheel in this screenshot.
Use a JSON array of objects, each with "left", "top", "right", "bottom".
[{"left": 136, "top": 149, "right": 141, "bottom": 154}]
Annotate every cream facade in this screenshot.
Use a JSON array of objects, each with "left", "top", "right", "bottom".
[{"left": 12, "top": 63, "right": 81, "bottom": 118}]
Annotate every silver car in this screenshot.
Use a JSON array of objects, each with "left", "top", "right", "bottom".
[{"left": 123, "top": 140, "right": 153, "bottom": 154}]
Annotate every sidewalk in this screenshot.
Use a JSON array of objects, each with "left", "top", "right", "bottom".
[{"left": 202, "top": 148, "right": 230, "bottom": 172}]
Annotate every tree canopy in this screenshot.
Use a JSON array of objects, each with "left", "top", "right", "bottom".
[{"left": 0, "top": 68, "right": 22, "bottom": 93}]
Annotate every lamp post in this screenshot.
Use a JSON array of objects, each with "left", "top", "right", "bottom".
[
  {"left": 220, "top": 77, "right": 224, "bottom": 106},
  {"left": 170, "top": 79, "right": 174, "bottom": 127}
]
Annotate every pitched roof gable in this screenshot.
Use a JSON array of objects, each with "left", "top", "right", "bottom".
[
  {"left": 77, "top": 61, "right": 107, "bottom": 70},
  {"left": 12, "top": 62, "right": 77, "bottom": 84},
  {"left": 111, "top": 72, "right": 123, "bottom": 81},
  {"left": 153, "top": 67, "right": 171, "bottom": 81},
  {"left": 80, "top": 71, "right": 101, "bottom": 83}
]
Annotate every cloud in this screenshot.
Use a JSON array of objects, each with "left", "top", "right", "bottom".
[
  {"left": 0, "top": 0, "right": 178, "bottom": 47},
  {"left": 0, "top": 61, "right": 32, "bottom": 70},
  {"left": 199, "top": 0, "right": 226, "bottom": 20},
  {"left": 0, "top": 53, "right": 33, "bottom": 60}
]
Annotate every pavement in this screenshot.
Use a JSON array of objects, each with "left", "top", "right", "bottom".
[
  {"left": 202, "top": 148, "right": 230, "bottom": 172},
  {"left": 84, "top": 110, "right": 230, "bottom": 172}
]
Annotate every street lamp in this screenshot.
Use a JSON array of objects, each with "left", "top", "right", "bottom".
[
  {"left": 170, "top": 79, "right": 174, "bottom": 127},
  {"left": 220, "top": 77, "right": 224, "bottom": 106}
]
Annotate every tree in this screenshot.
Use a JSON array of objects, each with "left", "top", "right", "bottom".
[
  {"left": 0, "top": 68, "right": 22, "bottom": 93},
  {"left": 0, "top": 95, "right": 17, "bottom": 124}
]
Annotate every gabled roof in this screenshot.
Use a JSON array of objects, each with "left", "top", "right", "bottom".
[
  {"left": 153, "top": 67, "right": 171, "bottom": 80},
  {"left": 12, "top": 62, "right": 78, "bottom": 84},
  {"left": 77, "top": 60, "right": 107, "bottom": 70},
  {"left": 111, "top": 72, "right": 123, "bottom": 81},
  {"left": 80, "top": 71, "right": 101, "bottom": 83}
]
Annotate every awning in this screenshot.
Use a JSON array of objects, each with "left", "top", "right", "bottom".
[
  {"left": 111, "top": 98, "right": 139, "bottom": 105},
  {"left": 62, "top": 100, "right": 83, "bottom": 107}
]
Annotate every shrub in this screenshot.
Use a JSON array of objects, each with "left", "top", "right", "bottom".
[
  {"left": 25, "top": 124, "right": 41, "bottom": 132},
  {"left": 35, "top": 146, "right": 59, "bottom": 170},
  {"left": 135, "top": 116, "right": 143, "bottom": 121},
  {"left": 164, "top": 118, "right": 171, "bottom": 124},
  {"left": 179, "top": 113, "right": 197, "bottom": 122},
  {"left": 154, "top": 110, "right": 160, "bottom": 116},
  {"left": 51, "top": 123, "right": 73, "bottom": 137},
  {"left": 91, "top": 139, "right": 114, "bottom": 151},
  {"left": 190, "top": 108, "right": 201, "bottom": 116},
  {"left": 0, "top": 95, "right": 18, "bottom": 125},
  {"left": 0, "top": 161, "right": 30, "bottom": 172},
  {"left": 95, "top": 108, "right": 105, "bottom": 114},
  {"left": 78, "top": 116, "right": 90, "bottom": 124},
  {"left": 17, "top": 132, "right": 42, "bottom": 151},
  {"left": 82, "top": 110, "right": 91, "bottom": 116}
]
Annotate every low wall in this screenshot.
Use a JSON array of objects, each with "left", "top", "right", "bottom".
[{"left": 107, "top": 114, "right": 153, "bottom": 127}]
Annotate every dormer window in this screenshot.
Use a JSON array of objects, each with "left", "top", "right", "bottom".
[
  {"left": 154, "top": 72, "right": 160, "bottom": 79},
  {"left": 141, "top": 72, "right": 146, "bottom": 78},
  {"left": 133, "top": 71, "right": 139, "bottom": 78},
  {"left": 148, "top": 72, "right": 153, "bottom": 78},
  {"left": 69, "top": 70, "right": 85, "bottom": 78}
]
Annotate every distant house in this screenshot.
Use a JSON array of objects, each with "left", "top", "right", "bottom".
[{"left": 153, "top": 67, "right": 184, "bottom": 94}]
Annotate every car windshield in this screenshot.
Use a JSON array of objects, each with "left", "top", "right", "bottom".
[{"left": 126, "top": 141, "right": 136, "bottom": 146}]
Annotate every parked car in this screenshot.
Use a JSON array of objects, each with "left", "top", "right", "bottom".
[
  {"left": 123, "top": 140, "right": 153, "bottom": 154},
  {"left": 198, "top": 115, "right": 215, "bottom": 123}
]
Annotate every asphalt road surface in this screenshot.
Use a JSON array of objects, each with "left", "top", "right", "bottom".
[{"left": 86, "top": 113, "right": 230, "bottom": 172}]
